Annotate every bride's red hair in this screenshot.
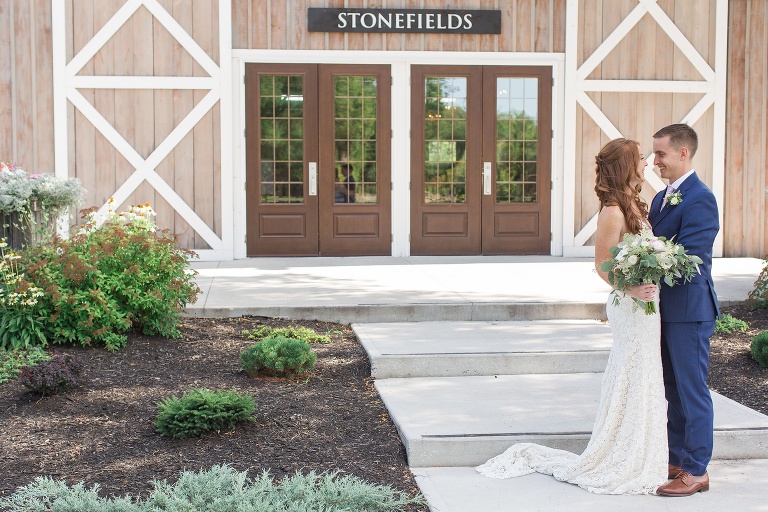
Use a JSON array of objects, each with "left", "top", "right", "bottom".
[{"left": 594, "top": 138, "right": 649, "bottom": 234}]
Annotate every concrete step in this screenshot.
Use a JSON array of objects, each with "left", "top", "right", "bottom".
[
  {"left": 187, "top": 301, "right": 608, "bottom": 324},
  {"left": 354, "top": 320, "right": 613, "bottom": 378},
  {"left": 374, "top": 373, "right": 768, "bottom": 468},
  {"left": 412, "top": 459, "right": 768, "bottom": 512}
]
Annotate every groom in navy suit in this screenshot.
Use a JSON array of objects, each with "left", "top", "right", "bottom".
[{"left": 649, "top": 124, "right": 720, "bottom": 497}]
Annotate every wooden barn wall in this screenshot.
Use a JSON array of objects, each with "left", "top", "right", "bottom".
[
  {"left": 725, "top": 0, "right": 768, "bottom": 258},
  {"left": 231, "top": 0, "right": 567, "bottom": 53},
  {"left": 574, "top": 0, "right": 717, "bottom": 247},
  {"left": 0, "top": 0, "right": 55, "bottom": 174},
  {"left": 64, "top": 0, "right": 221, "bottom": 250}
]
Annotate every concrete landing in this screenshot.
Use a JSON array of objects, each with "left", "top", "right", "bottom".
[
  {"left": 355, "top": 320, "right": 613, "bottom": 378},
  {"left": 413, "top": 459, "right": 768, "bottom": 512}
]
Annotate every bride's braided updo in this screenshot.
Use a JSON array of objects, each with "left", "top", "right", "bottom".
[{"left": 594, "top": 138, "right": 649, "bottom": 234}]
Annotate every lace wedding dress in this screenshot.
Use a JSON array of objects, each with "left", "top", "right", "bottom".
[{"left": 476, "top": 292, "right": 668, "bottom": 494}]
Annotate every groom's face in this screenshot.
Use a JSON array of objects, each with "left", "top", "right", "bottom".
[{"left": 653, "top": 135, "right": 685, "bottom": 182}]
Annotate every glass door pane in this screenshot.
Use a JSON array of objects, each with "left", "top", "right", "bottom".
[
  {"left": 494, "top": 77, "right": 539, "bottom": 204},
  {"left": 259, "top": 74, "right": 305, "bottom": 204},
  {"left": 423, "top": 77, "right": 467, "bottom": 204},
  {"left": 333, "top": 75, "right": 378, "bottom": 204}
]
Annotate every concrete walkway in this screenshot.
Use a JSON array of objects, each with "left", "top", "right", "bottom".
[
  {"left": 187, "top": 256, "right": 768, "bottom": 512},
  {"left": 188, "top": 256, "right": 763, "bottom": 322}
]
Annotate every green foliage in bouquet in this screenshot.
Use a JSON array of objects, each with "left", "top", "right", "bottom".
[
  {"left": 154, "top": 388, "right": 256, "bottom": 439},
  {"left": 600, "top": 228, "right": 702, "bottom": 314},
  {"left": 747, "top": 259, "right": 768, "bottom": 309},
  {"left": 0, "top": 464, "right": 425, "bottom": 511},
  {"left": 240, "top": 335, "right": 317, "bottom": 377},
  {"left": 7, "top": 202, "right": 201, "bottom": 350},
  {"left": 0, "top": 346, "right": 49, "bottom": 384},
  {"left": 18, "top": 353, "right": 85, "bottom": 396},
  {"left": 750, "top": 331, "right": 768, "bottom": 368},
  {"left": 241, "top": 325, "right": 331, "bottom": 344},
  {"left": 715, "top": 314, "right": 749, "bottom": 334}
]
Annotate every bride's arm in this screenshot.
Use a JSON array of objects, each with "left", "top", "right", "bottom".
[{"left": 594, "top": 206, "right": 624, "bottom": 287}]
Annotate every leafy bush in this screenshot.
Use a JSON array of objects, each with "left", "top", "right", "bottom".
[
  {"left": 11, "top": 203, "right": 200, "bottom": 350},
  {"left": 154, "top": 388, "right": 256, "bottom": 439},
  {"left": 242, "top": 325, "right": 331, "bottom": 344},
  {"left": 240, "top": 335, "right": 317, "bottom": 377},
  {"left": 0, "top": 238, "right": 47, "bottom": 350},
  {"left": 0, "top": 346, "right": 50, "bottom": 384},
  {"left": 751, "top": 331, "right": 768, "bottom": 368},
  {"left": 715, "top": 314, "right": 749, "bottom": 334},
  {"left": 748, "top": 259, "right": 768, "bottom": 309},
  {"left": 0, "top": 465, "right": 425, "bottom": 511},
  {"left": 18, "top": 353, "right": 84, "bottom": 396}
]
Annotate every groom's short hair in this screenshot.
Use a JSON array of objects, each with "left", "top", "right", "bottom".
[{"left": 653, "top": 123, "right": 698, "bottom": 159}]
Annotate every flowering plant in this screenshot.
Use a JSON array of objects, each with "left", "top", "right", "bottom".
[
  {"left": 0, "top": 162, "right": 84, "bottom": 216},
  {"left": 600, "top": 228, "right": 702, "bottom": 315},
  {"left": 0, "top": 237, "right": 46, "bottom": 349},
  {"left": 665, "top": 191, "right": 683, "bottom": 207}
]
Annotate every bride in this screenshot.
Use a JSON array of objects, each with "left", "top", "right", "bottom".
[{"left": 476, "top": 138, "right": 668, "bottom": 494}]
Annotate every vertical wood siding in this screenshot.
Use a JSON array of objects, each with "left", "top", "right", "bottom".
[
  {"left": 0, "top": 0, "right": 55, "bottom": 173},
  {"left": 62, "top": 0, "right": 221, "bottom": 250},
  {"left": 726, "top": 0, "right": 767, "bottom": 257},
  {"left": 574, "top": 0, "right": 718, "bottom": 247},
  {"left": 231, "top": 0, "right": 567, "bottom": 53}
]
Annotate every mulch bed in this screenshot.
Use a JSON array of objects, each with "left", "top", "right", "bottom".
[{"left": 0, "top": 305, "right": 766, "bottom": 507}]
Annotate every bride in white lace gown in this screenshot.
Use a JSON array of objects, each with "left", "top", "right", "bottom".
[{"left": 477, "top": 139, "right": 668, "bottom": 494}]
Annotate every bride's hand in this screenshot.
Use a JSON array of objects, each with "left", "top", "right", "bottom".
[{"left": 624, "top": 283, "right": 658, "bottom": 302}]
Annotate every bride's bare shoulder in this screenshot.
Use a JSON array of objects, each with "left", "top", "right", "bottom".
[{"left": 597, "top": 205, "right": 624, "bottom": 223}]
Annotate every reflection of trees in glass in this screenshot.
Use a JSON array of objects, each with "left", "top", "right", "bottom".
[
  {"left": 335, "top": 76, "right": 378, "bottom": 204},
  {"left": 424, "top": 77, "right": 468, "bottom": 203},
  {"left": 259, "top": 75, "right": 304, "bottom": 203},
  {"left": 495, "top": 110, "right": 538, "bottom": 203}
]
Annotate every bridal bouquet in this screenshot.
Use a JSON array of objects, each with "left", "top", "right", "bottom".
[{"left": 600, "top": 228, "right": 702, "bottom": 314}]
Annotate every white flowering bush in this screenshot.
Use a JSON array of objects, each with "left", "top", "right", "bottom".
[
  {"left": 600, "top": 228, "right": 703, "bottom": 314},
  {"left": 0, "top": 238, "right": 46, "bottom": 349}
]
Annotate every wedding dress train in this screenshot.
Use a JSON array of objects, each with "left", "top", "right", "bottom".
[{"left": 476, "top": 292, "right": 668, "bottom": 494}]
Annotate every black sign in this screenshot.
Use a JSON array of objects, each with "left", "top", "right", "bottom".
[{"left": 308, "top": 8, "right": 501, "bottom": 34}]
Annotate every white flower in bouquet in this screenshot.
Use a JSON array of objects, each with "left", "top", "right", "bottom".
[{"left": 600, "top": 228, "right": 703, "bottom": 315}]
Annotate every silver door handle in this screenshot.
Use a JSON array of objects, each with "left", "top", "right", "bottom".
[
  {"left": 483, "top": 162, "right": 492, "bottom": 195},
  {"left": 309, "top": 162, "right": 317, "bottom": 196}
]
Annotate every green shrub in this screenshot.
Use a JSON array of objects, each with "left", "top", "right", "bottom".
[
  {"left": 715, "top": 314, "right": 749, "bottom": 334},
  {"left": 18, "top": 353, "right": 84, "bottom": 396},
  {"left": 748, "top": 259, "right": 768, "bottom": 309},
  {"left": 154, "top": 388, "right": 256, "bottom": 439},
  {"left": 0, "top": 347, "right": 50, "bottom": 384},
  {"left": 12, "top": 204, "right": 200, "bottom": 350},
  {"left": 240, "top": 335, "right": 317, "bottom": 377},
  {"left": 242, "top": 325, "right": 331, "bottom": 344},
  {"left": 0, "top": 238, "right": 47, "bottom": 350},
  {"left": 751, "top": 330, "right": 768, "bottom": 368},
  {"left": 0, "top": 465, "right": 425, "bottom": 511}
]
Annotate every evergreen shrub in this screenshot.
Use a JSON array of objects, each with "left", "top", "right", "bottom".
[
  {"left": 751, "top": 330, "right": 768, "bottom": 368},
  {"left": 240, "top": 335, "right": 317, "bottom": 377},
  {"left": 242, "top": 325, "right": 331, "bottom": 344},
  {"left": 154, "top": 388, "right": 256, "bottom": 439}
]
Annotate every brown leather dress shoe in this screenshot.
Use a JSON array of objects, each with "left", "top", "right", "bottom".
[
  {"left": 657, "top": 471, "right": 709, "bottom": 497},
  {"left": 668, "top": 463, "right": 683, "bottom": 479}
]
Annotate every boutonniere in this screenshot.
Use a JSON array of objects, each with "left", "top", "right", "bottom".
[{"left": 665, "top": 191, "right": 682, "bottom": 207}]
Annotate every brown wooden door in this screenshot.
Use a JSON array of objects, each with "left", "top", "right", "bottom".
[
  {"left": 245, "top": 64, "right": 391, "bottom": 256},
  {"left": 318, "top": 65, "right": 391, "bottom": 256},
  {"left": 481, "top": 66, "right": 552, "bottom": 254},
  {"left": 410, "top": 65, "right": 552, "bottom": 255}
]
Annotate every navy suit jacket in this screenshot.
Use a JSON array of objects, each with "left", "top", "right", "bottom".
[{"left": 648, "top": 172, "right": 720, "bottom": 322}]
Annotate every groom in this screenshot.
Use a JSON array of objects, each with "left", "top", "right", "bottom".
[{"left": 649, "top": 124, "right": 720, "bottom": 497}]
